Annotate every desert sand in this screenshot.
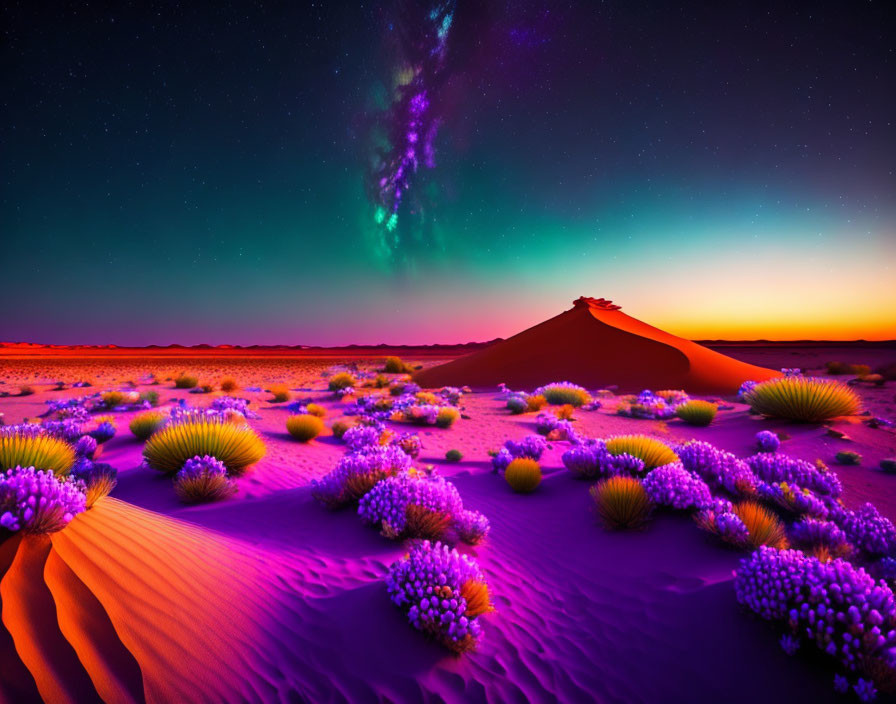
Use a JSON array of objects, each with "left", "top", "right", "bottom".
[{"left": 0, "top": 335, "right": 894, "bottom": 703}]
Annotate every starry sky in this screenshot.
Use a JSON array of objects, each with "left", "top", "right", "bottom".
[{"left": 2, "top": 1, "right": 894, "bottom": 345}]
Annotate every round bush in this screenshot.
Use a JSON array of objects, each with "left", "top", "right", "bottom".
[
  {"left": 435, "top": 407, "right": 460, "bottom": 428},
  {"left": 505, "top": 458, "right": 542, "bottom": 493},
  {"left": 174, "top": 455, "right": 237, "bottom": 504},
  {"left": 328, "top": 372, "right": 357, "bottom": 391},
  {"left": 445, "top": 449, "right": 463, "bottom": 462},
  {"left": 0, "top": 430, "right": 75, "bottom": 476},
  {"left": 129, "top": 410, "right": 167, "bottom": 440},
  {"left": 744, "top": 377, "right": 860, "bottom": 422},
  {"left": 220, "top": 377, "right": 239, "bottom": 392},
  {"left": 534, "top": 382, "right": 591, "bottom": 407},
  {"left": 675, "top": 400, "right": 718, "bottom": 426},
  {"left": 605, "top": 435, "right": 678, "bottom": 470},
  {"left": 143, "top": 418, "right": 266, "bottom": 476},
  {"left": 286, "top": 414, "right": 324, "bottom": 442},
  {"left": 174, "top": 374, "right": 199, "bottom": 389},
  {"left": 305, "top": 403, "right": 327, "bottom": 418}
]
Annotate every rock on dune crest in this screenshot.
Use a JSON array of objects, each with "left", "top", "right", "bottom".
[{"left": 415, "top": 297, "right": 781, "bottom": 394}]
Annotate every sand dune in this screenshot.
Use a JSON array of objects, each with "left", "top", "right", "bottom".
[{"left": 416, "top": 297, "right": 782, "bottom": 393}]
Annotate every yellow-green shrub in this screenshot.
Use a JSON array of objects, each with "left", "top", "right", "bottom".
[
  {"left": 590, "top": 476, "right": 651, "bottom": 529},
  {"left": 286, "top": 414, "right": 324, "bottom": 442},
  {"left": 734, "top": 501, "right": 789, "bottom": 549},
  {"left": 268, "top": 385, "right": 290, "bottom": 403},
  {"left": 174, "top": 374, "right": 199, "bottom": 389},
  {"left": 675, "top": 400, "right": 718, "bottom": 426},
  {"left": 305, "top": 403, "right": 327, "bottom": 418},
  {"left": 328, "top": 372, "right": 356, "bottom": 391},
  {"left": 505, "top": 458, "right": 542, "bottom": 493},
  {"left": 605, "top": 435, "right": 678, "bottom": 470},
  {"left": 0, "top": 432, "right": 75, "bottom": 476},
  {"left": 435, "top": 407, "right": 460, "bottom": 428},
  {"left": 220, "top": 377, "right": 239, "bottom": 392},
  {"left": 744, "top": 377, "right": 860, "bottom": 422},
  {"left": 129, "top": 410, "right": 167, "bottom": 440},
  {"left": 384, "top": 356, "right": 412, "bottom": 373},
  {"left": 143, "top": 419, "right": 266, "bottom": 476}
]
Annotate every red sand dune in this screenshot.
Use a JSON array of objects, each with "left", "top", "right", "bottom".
[{"left": 415, "top": 296, "right": 782, "bottom": 394}]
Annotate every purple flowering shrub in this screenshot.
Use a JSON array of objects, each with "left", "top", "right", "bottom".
[
  {"left": 70, "top": 458, "right": 117, "bottom": 508},
  {"left": 343, "top": 424, "right": 388, "bottom": 451},
  {"left": 391, "top": 432, "right": 422, "bottom": 458},
  {"left": 755, "top": 430, "right": 781, "bottom": 453},
  {"left": 735, "top": 547, "right": 896, "bottom": 695},
  {"left": 561, "top": 440, "right": 646, "bottom": 479},
  {"left": 209, "top": 396, "right": 260, "bottom": 420},
  {"left": 642, "top": 464, "right": 712, "bottom": 511},
  {"left": 386, "top": 540, "right": 494, "bottom": 653},
  {"left": 695, "top": 497, "right": 749, "bottom": 548},
  {"left": 0, "top": 466, "right": 86, "bottom": 534},
  {"left": 747, "top": 452, "right": 842, "bottom": 497},
  {"left": 840, "top": 504, "right": 896, "bottom": 558},
  {"left": 756, "top": 481, "right": 829, "bottom": 518},
  {"left": 491, "top": 434, "right": 548, "bottom": 472},
  {"left": 174, "top": 455, "right": 237, "bottom": 504},
  {"left": 676, "top": 440, "right": 757, "bottom": 496},
  {"left": 358, "top": 474, "right": 489, "bottom": 545},
  {"left": 789, "top": 517, "right": 853, "bottom": 560},
  {"left": 311, "top": 445, "right": 413, "bottom": 508},
  {"left": 737, "top": 380, "right": 758, "bottom": 401},
  {"left": 616, "top": 390, "right": 686, "bottom": 420}
]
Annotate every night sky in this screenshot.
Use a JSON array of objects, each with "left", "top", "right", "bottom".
[{"left": 3, "top": 1, "right": 894, "bottom": 345}]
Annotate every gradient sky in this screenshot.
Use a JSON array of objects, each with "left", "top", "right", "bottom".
[{"left": 2, "top": 1, "right": 894, "bottom": 345}]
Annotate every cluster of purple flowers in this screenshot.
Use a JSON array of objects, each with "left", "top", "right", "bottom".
[
  {"left": 0, "top": 466, "right": 86, "bottom": 534},
  {"left": 534, "top": 413, "right": 577, "bottom": 441},
  {"left": 561, "top": 440, "right": 646, "bottom": 479},
  {"left": 491, "top": 434, "right": 548, "bottom": 472},
  {"left": 392, "top": 432, "right": 422, "bottom": 458},
  {"left": 789, "top": 517, "right": 852, "bottom": 556},
  {"left": 87, "top": 420, "right": 117, "bottom": 444},
  {"left": 840, "top": 504, "right": 896, "bottom": 558},
  {"left": 74, "top": 435, "right": 98, "bottom": 459},
  {"left": 616, "top": 390, "right": 686, "bottom": 420},
  {"left": 358, "top": 473, "right": 488, "bottom": 545},
  {"left": 737, "top": 380, "right": 758, "bottom": 400},
  {"left": 747, "top": 452, "right": 842, "bottom": 497},
  {"left": 343, "top": 424, "right": 387, "bottom": 451},
  {"left": 209, "top": 396, "right": 260, "bottom": 419},
  {"left": 44, "top": 395, "right": 95, "bottom": 420},
  {"left": 676, "top": 440, "right": 757, "bottom": 496},
  {"left": 642, "top": 464, "right": 712, "bottom": 511},
  {"left": 755, "top": 430, "right": 781, "bottom": 453},
  {"left": 41, "top": 418, "right": 86, "bottom": 443},
  {"left": 386, "top": 540, "right": 491, "bottom": 652},
  {"left": 173, "top": 455, "right": 236, "bottom": 504},
  {"left": 735, "top": 547, "right": 896, "bottom": 694},
  {"left": 311, "top": 445, "right": 413, "bottom": 508},
  {"left": 695, "top": 497, "right": 750, "bottom": 547},
  {"left": 756, "top": 481, "right": 829, "bottom": 518}
]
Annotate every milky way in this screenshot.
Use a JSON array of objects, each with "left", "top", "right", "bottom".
[{"left": 365, "top": 1, "right": 457, "bottom": 268}]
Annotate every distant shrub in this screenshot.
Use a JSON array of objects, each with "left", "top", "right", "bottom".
[
  {"left": 331, "top": 419, "right": 356, "bottom": 439},
  {"left": 129, "top": 411, "right": 167, "bottom": 440},
  {"left": 18, "top": 385, "right": 35, "bottom": 396},
  {"left": 0, "top": 429, "right": 75, "bottom": 476},
  {"left": 675, "top": 400, "right": 717, "bottom": 426},
  {"left": 605, "top": 435, "right": 678, "bottom": 470},
  {"left": 0, "top": 466, "right": 86, "bottom": 533},
  {"left": 506, "top": 396, "right": 527, "bottom": 414},
  {"left": 642, "top": 464, "right": 711, "bottom": 510},
  {"left": 197, "top": 383, "right": 214, "bottom": 394},
  {"left": 101, "top": 391, "right": 127, "bottom": 409},
  {"left": 268, "top": 385, "right": 290, "bottom": 403},
  {"left": 220, "top": 377, "right": 239, "bottom": 392},
  {"left": 286, "top": 414, "right": 324, "bottom": 442},
  {"left": 534, "top": 382, "right": 591, "bottom": 407},
  {"left": 734, "top": 500, "right": 789, "bottom": 549},
  {"left": 590, "top": 476, "right": 651, "bottom": 529},
  {"left": 174, "top": 455, "right": 237, "bottom": 504},
  {"left": 386, "top": 540, "right": 493, "bottom": 653},
  {"left": 328, "top": 372, "right": 357, "bottom": 391},
  {"left": 835, "top": 450, "right": 862, "bottom": 466},
  {"left": 86, "top": 416, "right": 117, "bottom": 444},
  {"left": 139, "top": 390, "right": 160, "bottom": 406},
  {"left": 305, "top": 403, "right": 327, "bottom": 418},
  {"left": 526, "top": 394, "right": 547, "bottom": 412},
  {"left": 393, "top": 432, "right": 422, "bottom": 458},
  {"left": 174, "top": 374, "right": 199, "bottom": 389},
  {"left": 826, "top": 361, "right": 871, "bottom": 376},
  {"left": 504, "top": 458, "right": 542, "bottom": 493},
  {"left": 744, "top": 377, "right": 860, "bottom": 422},
  {"left": 435, "top": 407, "right": 460, "bottom": 428},
  {"left": 555, "top": 404, "right": 575, "bottom": 421},
  {"left": 384, "top": 356, "right": 412, "bottom": 374},
  {"left": 143, "top": 418, "right": 266, "bottom": 476},
  {"left": 445, "top": 449, "right": 463, "bottom": 462}
]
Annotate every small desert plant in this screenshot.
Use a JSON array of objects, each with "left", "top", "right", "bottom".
[
  {"left": 384, "top": 356, "right": 412, "bottom": 374},
  {"left": 555, "top": 404, "right": 575, "bottom": 421},
  {"left": 305, "top": 403, "right": 326, "bottom": 418},
  {"left": 173, "top": 455, "right": 237, "bottom": 504},
  {"left": 535, "top": 382, "right": 591, "bottom": 407},
  {"left": 331, "top": 419, "right": 356, "bottom": 439},
  {"left": 435, "top": 407, "right": 460, "bottom": 429},
  {"left": 506, "top": 396, "right": 527, "bottom": 414},
  {"left": 129, "top": 410, "right": 167, "bottom": 440},
  {"left": 675, "top": 400, "right": 718, "bottom": 426},
  {"left": 445, "top": 449, "right": 463, "bottom": 462},
  {"left": 372, "top": 374, "right": 390, "bottom": 388},
  {"left": 174, "top": 374, "right": 199, "bottom": 389},
  {"left": 604, "top": 435, "right": 678, "bottom": 470},
  {"left": 835, "top": 450, "right": 862, "bottom": 466},
  {"left": 268, "top": 385, "right": 290, "bottom": 403},
  {"left": 590, "top": 476, "right": 651, "bottom": 529},
  {"left": 286, "top": 414, "right": 324, "bottom": 442},
  {"left": 101, "top": 391, "right": 126, "bottom": 409},
  {"left": 71, "top": 461, "right": 118, "bottom": 508},
  {"left": 0, "top": 466, "right": 86, "bottom": 533},
  {"left": 143, "top": 418, "right": 266, "bottom": 476},
  {"left": 328, "top": 372, "right": 356, "bottom": 391},
  {"left": 744, "top": 377, "right": 860, "bottom": 422},
  {"left": 220, "top": 377, "right": 239, "bottom": 392},
  {"left": 504, "top": 458, "right": 542, "bottom": 493},
  {"left": 526, "top": 394, "right": 547, "bottom": 412},
  {"left": 733, "top": 500, "right": 789, "bottom": 549},
  {"left": 197, "top": 383, "right": 214, "bottom": 394},
  {"left": 19, "top": 385, "right": 35, "bottom": 396},
  {"left": 0, "top": 431, "right": 75, "bottom": 476},
  {"left": 416, "top": 391, "right": 440, "bottom": 405},
  {"left": 139, "top": 390, "right": 159, "bottom": 406},
  {"left": 826, "top": 361, "right": 871, "bottom": 376}
]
